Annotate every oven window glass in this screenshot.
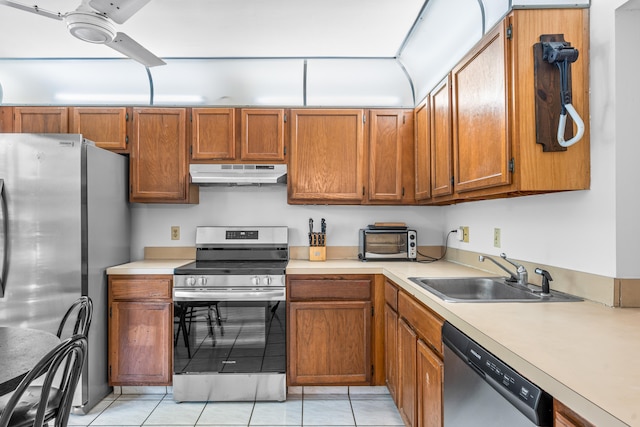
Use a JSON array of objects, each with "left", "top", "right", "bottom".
[
  {"left": 174, "top": 300, "right": 286, "bottom": 374},
  {"left": 365, "top": 233, "right": 408, "bottom": 255}
]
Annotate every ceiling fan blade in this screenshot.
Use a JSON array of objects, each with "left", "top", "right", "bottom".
[
  {"left": 88, "top": 0, "right": 151, "bottom": 24},
  {"left": 106, "top": 32, "right": 165, "bottom": 67},
  {"left": 0, "top": 0, "right": 63, "bottom": 20}
]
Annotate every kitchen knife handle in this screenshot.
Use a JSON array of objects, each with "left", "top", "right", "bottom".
[{"left": 0, "top": 179, "right": 8, "bottom": 295}]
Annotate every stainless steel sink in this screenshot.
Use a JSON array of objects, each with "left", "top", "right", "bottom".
[{"left": 408, "top": 277, "right": 582, "bottom": 303}]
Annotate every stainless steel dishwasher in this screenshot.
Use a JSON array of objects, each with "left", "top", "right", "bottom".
[{"left": 442, "top": 322, "right": 552, "bottom": 426}]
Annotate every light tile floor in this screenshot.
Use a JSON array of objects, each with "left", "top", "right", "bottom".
[{"left": 68, "top": 386, "right": 405, "bottom": 427}]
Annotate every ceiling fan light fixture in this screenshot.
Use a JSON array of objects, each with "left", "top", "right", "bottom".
[{"left": 65, "top": 12, "right": 116, "bottom": 44}]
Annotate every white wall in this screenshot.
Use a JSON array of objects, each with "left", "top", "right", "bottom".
[
  {"left": 131, "top": 0, "right": 636, "bottom": 279},
  {"left": 615, "top": 1, "right": 640, "bottom": 277},
  {"left": 130, "top": 186, "right": 445, "bottom": 260}
]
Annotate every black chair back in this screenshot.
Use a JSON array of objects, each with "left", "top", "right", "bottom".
[
  {"left": 56, "top": 296, "right": 93, "bottom": 339},
  {"left": 0, "top": 334, "right": 88, "bottom": 427}
]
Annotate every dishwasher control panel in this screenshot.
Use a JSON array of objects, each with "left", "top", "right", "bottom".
[{"left": 466, "top": 342, "right": 541, "bottom": 409}]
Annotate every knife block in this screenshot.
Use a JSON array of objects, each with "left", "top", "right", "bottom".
[{"left": 309, "top": 246, "right": 326, "bottom": 261}]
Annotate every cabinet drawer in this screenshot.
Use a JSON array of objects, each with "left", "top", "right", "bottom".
[
  {"left": 384, "top": 280, "right": 398, "bottom": 310},
  {"left": 288, "top": 277, "right": 372, "bottom": 301},
  {"left": 398, "top": 291, "right": 444, "bottom": 356},
  {"left": 109, "top": 275, "right": 172, "bottom": 300}
]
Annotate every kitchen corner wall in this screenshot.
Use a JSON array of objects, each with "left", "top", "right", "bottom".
[
  {"left": 130, "top": 186, "right": 445, "bottom": 261},
  {"left": 445, "top": 0, "right": 638, "bottom": 280}
]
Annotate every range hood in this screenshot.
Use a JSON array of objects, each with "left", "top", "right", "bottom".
[{"left": 190, "top": 164, "right": 287, "bottom": 185}]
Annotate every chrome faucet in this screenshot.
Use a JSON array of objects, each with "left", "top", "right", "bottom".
[{"left": 478, "top": 253, "right": 528, "bottom": 287}]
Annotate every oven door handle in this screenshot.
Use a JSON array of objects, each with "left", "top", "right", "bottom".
[{"left": 173, "top": 288, "right": 286, "bottom": 302}]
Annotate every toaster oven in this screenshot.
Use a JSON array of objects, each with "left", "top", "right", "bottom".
[{"left": 358, "top": 228, "right": 417, "bottom": 261}]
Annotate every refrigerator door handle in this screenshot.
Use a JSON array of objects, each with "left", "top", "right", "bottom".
[{"left": 0, "top": 179, "right": 7, "bottom": 296}]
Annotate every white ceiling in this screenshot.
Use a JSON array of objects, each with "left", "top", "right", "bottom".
[{"left": 0, "top": 0, "right": 426, "bottom": 60}]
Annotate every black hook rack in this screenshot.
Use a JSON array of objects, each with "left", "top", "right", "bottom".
[{"left": 533, "top": 34, "right": 583, "bottom": 152}]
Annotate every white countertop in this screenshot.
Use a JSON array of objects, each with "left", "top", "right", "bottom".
[
  {"left": 288, "top": 259, "right": 639, "bottom": 427},
  {"left": 108, "top": 258, "right": 639, "bottom": 426},
  {"left": 106, "top": 259, "right": 193, "bottom": 275}
]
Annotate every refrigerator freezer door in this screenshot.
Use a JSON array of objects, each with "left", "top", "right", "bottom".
[{"left": 0, "top": 134, "right": 83, "bottom": 331}]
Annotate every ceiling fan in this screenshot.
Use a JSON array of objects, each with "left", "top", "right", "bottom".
[{"left": 0, "top": 0, "right": 165, "bottom": 67}]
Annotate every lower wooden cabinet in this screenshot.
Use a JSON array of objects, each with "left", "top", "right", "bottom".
[
  {"left": 389, "top": 282, "right": 444, "bottom": 427},
  {"left": 398, "top": 318, "right": 418, "bottom": 426},
  {"left": 287, "top": 275, "right": 374, "bottom": 385},
  {"left": 108, "top": 275, "right": 173, "bottom": 386},
  {"left": 417, "top": 340, "right": 443, "bottom": 427},
  {"left": 384, "top": 302, "right": 399, "bottom": 404},
  {"left": 554, "top": 399, "right": 596, "bottom": 427}
]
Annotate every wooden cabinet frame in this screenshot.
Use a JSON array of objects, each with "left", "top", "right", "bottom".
[
  {"left": 287, "top": 274, "right": 381, "bottom": 386},
  {"left": 69, "top": 107, "right": 129, "bottom": 151},
  {"left": 108, "top": 275, "right": 173, "bottom": 386},
  {"left": 288, "top": 109, "right": 366, "bottom": 203}
]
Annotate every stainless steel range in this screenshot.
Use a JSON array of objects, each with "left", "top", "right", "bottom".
[{"left": 173, "top": 226, "right": 288, "bottom": 402}]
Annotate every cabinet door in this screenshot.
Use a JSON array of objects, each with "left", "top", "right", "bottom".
[
  {"left": 240, "top": 109, "right": 285, "bottom": 162},
  {"left": 417, "top": 339, "right": 443, "bottom": 427},
  {"left": 69, "top": 107, "right": 128, "bottom": 151},
  {"left": 0, "top": 107, "right": 13, "bottom": 132},
  {"left": 452, "top": 21, "right": 510, "bottom": 193},
  {"left": 414, "top": 101, "right": 431, "bottom": 202},
  {"left": 130, "top": 108, "right": 193, "bottom": 203},
  {"left": 368, "top": 110, "right": 404, "bottom": 202},
  {"left": 384, "top": 303, "right": 399, "bottom": 405},
  {"left": 191, "top": 108, "right": 236, "bottom": 160},
  {"left": 14, "top": 107, "right": 68, "bottom": 133},
  {"left": 108, "top": 301, "right": 173, "bottom": 385},
  {"left": 288, "top": 300, "right": 371, "bottom": 385},
  {"left": 288, "top": 109, "right": 365, "bottom": 203},
  {"left": 553, "top": 399, "right": 596, "bottom": 427},
  {"left": 398, "top": 318, "right": 417, "bottom": 427},
  {"left": 430, "top": 76, "right": 453, "bottom": 198}
]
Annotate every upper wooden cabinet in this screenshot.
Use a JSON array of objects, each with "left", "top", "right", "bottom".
[
  {"left": 13, "top": 107, "right": 68, "bottom": 133},
  {"left": 69, "top": 107, "right": 129, "bottom": 152},
  {"left": 449, "top": 8, "right": 589, "bottom": 200},
  {"left": 414, "top": 101, "right": 431, "bottom": 202},
  {"left": 0, "top": 107, "right": 12, "bottom": 133},
  {"left": 191, "top": 108, "right": 236, "bottom": 160},
  {"left": 452, "top": 21, "right": 510, "bottom": 195},
  {"left": 130, "top": 107, "right": 197, "bottom": 204},
  {"left": 191, "top": 108, "right": 286, "bottom": 163},
  {"left": 367, "top": 110, "right": 414, "bottom": 204},
  {"left": 288, "top": 109, "right": 365, "bottom": 204},
  {"left": 430, "top": 76, "right": 454, "bottom": 201},
  {"left": 240, "top": 109, "right": 286, "bottom": 162}
]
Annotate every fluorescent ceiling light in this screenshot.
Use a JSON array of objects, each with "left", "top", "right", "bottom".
[{"left": 54, "top": 93, "right": 205, "bottom": 103}]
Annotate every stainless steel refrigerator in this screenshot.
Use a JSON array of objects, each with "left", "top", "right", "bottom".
[{"left": 0, "top": 133, "right": 130, "bottom": 413}]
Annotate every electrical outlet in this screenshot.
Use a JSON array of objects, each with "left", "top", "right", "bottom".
[
  {"left": 494, "top": 228, "right": 501, "bottom": 248},
  {"left": 461, "top": 226, "right": 469, "bottom": 243},
  {"left": 171, "top": 226, "right": 180, "bottom": 240}
]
